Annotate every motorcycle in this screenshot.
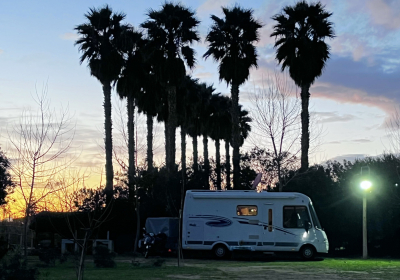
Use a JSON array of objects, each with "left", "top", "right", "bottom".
[{"left": 139, "top": 228, "right": 168, "bottom": 258}]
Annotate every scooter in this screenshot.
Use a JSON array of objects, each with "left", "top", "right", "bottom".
[{"left": 140, "top": 228, "right": 167, "bottom": 258}]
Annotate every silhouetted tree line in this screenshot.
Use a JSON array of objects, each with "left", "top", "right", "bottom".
[{"left": 284, "top": 154, "right": 400, "bottom": 257}]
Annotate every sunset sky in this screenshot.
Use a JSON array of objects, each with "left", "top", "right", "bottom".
[{"left": 1, "top": 0, "right": 400, "bottom": 190}]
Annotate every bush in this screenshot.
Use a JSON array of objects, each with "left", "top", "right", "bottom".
[
  {"left": 0, "top": 238, "right": 8, "bottom": 260},
  {"left": 38, "top": 248, "right": 59, "bottom": 266},
  {"left": 0, "top": 250, "right": 38, "bottom": 280},
  {"left": 93, "top": 246, "right": 116, "bottom": 268}
]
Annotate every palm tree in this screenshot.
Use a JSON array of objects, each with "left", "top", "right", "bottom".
[
  {"left": 116, "top": 29, "right": 145, "bottom": 191},
  {"left": 209, "top": 94, "right": 231, "bottom": 190},
  {"left": 185, "top": 80, "right": 203, "bottom": 173},
  {"left": 141, "top": 3, "right": 200, "bottom": 173},
  {"left": 271, "top": 1, "right": 334, "bottom": 172},
  {"left": 204, "top": 6, "right": 262, "bottom": 190},
  {"left": 177, "top": 76, "right": 199, "bottom": 179},
  {"left": 75, "top": 5, "right": 130, "bottom": 195},
  {"left": 198, "top": 83, "right": 214, "bottom": 189},
  {"left": 135, "top": 44, "right": 163, "bottom": 172}
]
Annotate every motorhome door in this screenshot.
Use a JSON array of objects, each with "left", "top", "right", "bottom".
[{"left": 262, "top": 205, "right": 275, "bottom": 249}]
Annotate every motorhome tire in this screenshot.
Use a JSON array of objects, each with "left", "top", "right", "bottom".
[
  {"left": 213, "top": 244, "right": 228, "bottom": 259},
  {"left": 300, "top": 245, "right": 315, "bottom": 260}
]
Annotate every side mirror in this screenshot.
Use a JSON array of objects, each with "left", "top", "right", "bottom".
[{"left": 305, "top": 222, "right": 312, "bottom": 233}]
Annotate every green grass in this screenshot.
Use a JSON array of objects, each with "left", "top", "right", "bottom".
[{"left": 35, "top": 257, "right": 400, "bottom": 280}]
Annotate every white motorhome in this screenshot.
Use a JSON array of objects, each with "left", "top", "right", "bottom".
[{"left": 182, "top": 190, "right": 328, "bottom": 259}]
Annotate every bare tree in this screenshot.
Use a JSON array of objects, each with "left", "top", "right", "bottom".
[
  {"left": 7, "top": 85, "right": 76, "bottom": 258},
  {"left": 386, "top": 108, "right": 400, "bottom": 153},
  {"left": 249, "top": 72, "right": 301, "bottom": 191},
  {"left": 63, "top": 188, "right": 113, "bottom": 280}
]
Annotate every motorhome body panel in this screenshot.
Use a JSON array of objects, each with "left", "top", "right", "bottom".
[{"left": 182, "top": 190, "right": 328, "bottom": 255}]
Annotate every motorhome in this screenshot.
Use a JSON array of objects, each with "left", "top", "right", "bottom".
[{"left": 182, "top": 190, "right": 328, "bottom": 259}]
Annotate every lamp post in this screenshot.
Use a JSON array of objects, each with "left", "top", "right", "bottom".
[{"left": 360, "top": 166, "right": 371, "bottom": 259}]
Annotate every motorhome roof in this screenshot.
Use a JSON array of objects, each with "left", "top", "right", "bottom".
[{"left": 186, "top": 190, "right": 310, "bottom": 200}]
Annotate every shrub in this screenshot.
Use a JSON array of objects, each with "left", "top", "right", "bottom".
[
  {"left": 38, "top": 248, "right": 59, "bottom": 267},
  {"left": 93, "top": 246, "right": 116, "bottom": 268},
  {"left": 0, "top": 250, "right": 38, "bottom": 280}
]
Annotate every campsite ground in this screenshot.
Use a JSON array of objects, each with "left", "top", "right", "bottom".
[{"left": 36, "top": 254, "right": 400, "bottom": 279}]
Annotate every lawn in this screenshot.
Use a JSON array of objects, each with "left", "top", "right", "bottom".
[{"left": 36, "top": 256, "right": 400, "bottom": 280}]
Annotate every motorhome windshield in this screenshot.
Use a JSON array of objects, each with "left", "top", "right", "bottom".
[{"left": 309, "top": 202, "right": 322, "bottom": 229}]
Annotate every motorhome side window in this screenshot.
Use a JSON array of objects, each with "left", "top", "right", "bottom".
[
  {"left": 283, "top": 206, "right": 311, "bottom": 228},
  {"left": 237, "top": 205, "right": 258, "bottom": 216}
]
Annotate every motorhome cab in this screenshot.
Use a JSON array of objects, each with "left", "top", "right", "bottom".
[{"left": 182, "top": 190, "right": 328, "bottom": 260}]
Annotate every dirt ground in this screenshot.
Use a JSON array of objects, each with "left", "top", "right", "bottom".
[{"left": 122, "top": 255, "right": 400, "bottom": 280}]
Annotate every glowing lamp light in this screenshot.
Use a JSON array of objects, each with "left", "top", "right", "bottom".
[{"left": 360, "top": 180, "right": 372, "bottom": 190}]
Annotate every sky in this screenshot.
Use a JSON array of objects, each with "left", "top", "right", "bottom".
[{"left": 1, "top": 0, "right": 400, "bottom": 189}]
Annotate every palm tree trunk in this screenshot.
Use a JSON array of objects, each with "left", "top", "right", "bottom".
[
  {"left": 103, "top": 82, "right": 114, "bottom": 197},
  {"left": 181, "top": 127, "right": 186, "bottom": 181},
  {"left": 216, "top": 139, "right": 221, "bottom": 190},
  {"left": 231, "top": 83, "right": 241, "bottom": 189},
  {"left": 167, "top": 86, "right": 177, "bottom": 173},
  {"left": 193, "top": 136, "right": 198, "bottom": 172},
  {"left": 127, "top": 95, "right": 135, "bottom": 193},
  {"left": 146, "top": 114, "right": 153, "bottom": 172},
  {"left": 203, "top": 134, "right": 209, "bottom": 189},
  {"left": 225, "top": 140, "right": 231, "bottom": 189},
  {"left": 300, "top": 84, "right": 310, "bottom": 172}
]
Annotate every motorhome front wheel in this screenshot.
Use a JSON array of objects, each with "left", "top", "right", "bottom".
[
  {"left": 213, "top": 245, "right": 228, "bottom": 259},
  {"left": 300, "top": 245, "right": 315, "bottom": 260}
]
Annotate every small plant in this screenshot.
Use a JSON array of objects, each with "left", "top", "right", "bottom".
[
  {"left": 0, "top": 250, "right": 38, "bottom": 280},
  {"left": 38, "top": 248, "right": 59, "bottom": 267},
  {"left": 153, "top": 258, "right": 165, "bottom": 267},
  {"left": 93, "top": 246, "right": 116, "bottom": 268}
]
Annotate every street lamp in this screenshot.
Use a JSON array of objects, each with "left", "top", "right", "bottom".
[{"left": 360, "top": 166, "right": 371, "bottom": 259}]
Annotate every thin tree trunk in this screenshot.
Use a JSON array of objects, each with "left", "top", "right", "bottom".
[
  {"left": 300, "top": 84, "right": 311, "bottom": 173},
  {"left": 77, "top": 232, "right": 89, "bottom": 280},
  {"left": 225, "top": 140, "right": 231, "bottom": 189},
  {"left": 231, "top": 83, "right": 241, "bottom": 189},
  {"left": 146, "top": 114, "right": 153, "bottom": 172},
  {"left": 165, "top": 121, "right": 169, "bottom": 168},
  {"left": 127, "top": 95, "right": 135, "bottom": 195},
  {"left": 278, "top": 163, "right": 283, "bottom": 192},
  {"left": 203, "top": 134, "right": 209, "bottom": 189},
  {"left": 134, "top": 196, "right": 140, "bottom": 253},
  {"left": 181, "top": 127, "right": 186, "bottom": 182},
  {"left": 216, "top": 139, "right": 221, "bottom": 190},
  {"left": 193, "top": 136, "right": 198, "bottom": 172},
  {"left": 167, "top": 86, "right": 177, "bottom": 173},
  {"left": 103, "top": 82, "right": 114, "bottom": 196}
]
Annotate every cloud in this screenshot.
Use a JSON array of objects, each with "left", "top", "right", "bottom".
[
  {"left": 330, "top": 35, "right": 372, "bottom": 63},
  {"left": 197, "top": 0, "right": 231, "bottom": 15},
  {"left": 366, "top": 0, "right": 400, "bottom": 30},
  {"left": 60, "top": 32, "right": 79, "bottom": 41},
  {"left": 0, "top": 49, "right": 3, "bottom": 55},
  {"left": 351, "top": 138, "right": 373, "bottom": 143},
  {"left": 328, "top": 154, "right": 366, "bottom": 162},
  {"left": 194, "top": 72, "right": 213, "bottom": 79},
  {"left": 313, "top": 111, "right": 358, "bottom": 123},
  {"left": 313, "top": 82, "right": 396, "bottom": 117}
]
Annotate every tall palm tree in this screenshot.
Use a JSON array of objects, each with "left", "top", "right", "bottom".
[
  {"left": 135, "top": 44, "right": 163, "bottom": 172},
  {"left": 271, "top": 1, "right": 334, "bottom": 172},
  {"left": 186, "top": 80, "right": 202, "bottom": 173},
  {"left": 75, "top": 5, "right": 130, "bottom": 195},
  {"left": 141, "top": 2, "right": 200, "bottom": 173},
  {"left": 177, "top": 76, "right": 199, "bottom": 179},
  {"left": 209, "top": 94, "right": 231, "bottom": 190},
  {"left": 116, "top": 29, "right": 145, "bottom": 191},
  {"left": 198, "top": 83, "right": 214, "bottom": 189},
  {"left": 204, "top": 6, "right": 262, "bottom": 190}
]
